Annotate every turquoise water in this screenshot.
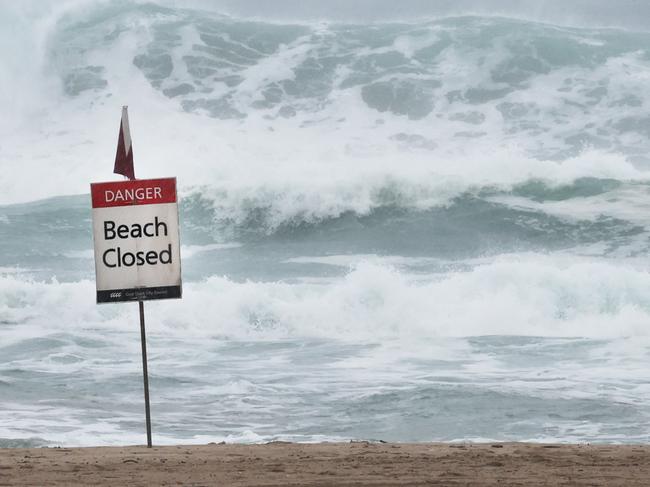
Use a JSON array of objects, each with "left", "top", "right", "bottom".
[{"left": 2, "top": 1, "right": 650, "bottom": 446}]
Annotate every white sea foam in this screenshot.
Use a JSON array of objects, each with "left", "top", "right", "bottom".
[
  {"left": 63, "top": 249, "right": 94, "bottom": 259},
  {"left": 488, "top": 184, "right": 650, "bottom": 227},
  {"left": 181, "top": 243, "right": 242, "bottom": 258},
  {"left": 284, "top": 254, "right": 444, "bottom": 269},
  {"left": 0, "top": 408, "right": 273, "bottom": 447},
  {"left": 3, "top": 255, "right": 650, "bottom": 340},
  {"left": 1, "top": 3, "right": 650, "bottom": 224}
]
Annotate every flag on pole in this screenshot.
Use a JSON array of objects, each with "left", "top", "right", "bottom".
[{"left": 113, "top": 106, "right": 135, "bottom": 180}]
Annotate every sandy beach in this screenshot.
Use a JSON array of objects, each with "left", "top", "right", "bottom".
[{"left": 1, "top": 442, "right": 649, "bottom": 486}]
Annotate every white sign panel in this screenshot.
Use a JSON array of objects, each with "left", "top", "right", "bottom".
[{"left": 91, "top": 178, "right": 182, "bottom": 303}]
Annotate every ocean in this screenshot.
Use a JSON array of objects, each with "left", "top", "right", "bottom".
[{"left": 2, "top": 0, "right": 650, "bottom": 447}]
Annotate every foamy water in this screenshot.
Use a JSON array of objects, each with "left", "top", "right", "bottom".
[{"left": 2, "top": 0, "right": 650, "bottom": 447}]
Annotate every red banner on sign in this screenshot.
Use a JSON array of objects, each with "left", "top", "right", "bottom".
[{"left": 91, "top": 178, "right": 177, "bottom": 208}]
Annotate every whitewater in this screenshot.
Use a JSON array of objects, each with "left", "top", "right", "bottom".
[{"left": 2, "top": 0, "right": 650, "bottom": 446}]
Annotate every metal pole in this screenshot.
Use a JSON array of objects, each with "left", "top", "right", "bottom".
[{"left": 139, "top": 300, "right": 152, "bottom": 448}]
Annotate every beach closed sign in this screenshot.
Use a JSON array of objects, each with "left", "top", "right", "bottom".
[{"left": 91, "top": 177, "right": 182, "bottom": 303}]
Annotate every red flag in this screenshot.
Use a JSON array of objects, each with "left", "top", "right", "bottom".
[{"left": 113, "top": 106, "right": 135, "bottom": 180}]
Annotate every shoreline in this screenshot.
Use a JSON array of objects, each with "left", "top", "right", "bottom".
[{"left": 1, "top": 442, "right": 649, "bottom": 486}]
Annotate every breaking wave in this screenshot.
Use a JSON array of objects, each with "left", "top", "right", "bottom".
[
  {"left": 3, "top": 256, "right": 650, "bottom": 340},
  {"left": 1, "top": 2, "right": 650, "bottom": 205}
]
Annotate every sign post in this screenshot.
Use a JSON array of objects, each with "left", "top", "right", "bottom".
[
  {"left": 139, "top": 301, "right": 152, "bottom": 448},
  {"left": 91, "top": 177, "right": 182, "bottom": 447}
]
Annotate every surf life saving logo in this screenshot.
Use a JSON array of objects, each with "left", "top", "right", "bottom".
[{"left": 91, "top": 178, "right": 182, "bottom": 303}]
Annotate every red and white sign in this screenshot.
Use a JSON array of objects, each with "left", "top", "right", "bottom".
[{"left": 91, "top": 178, "right": 182, "bottom": 303}]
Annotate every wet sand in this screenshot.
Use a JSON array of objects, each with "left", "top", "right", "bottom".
[{"left": 1, "top": 442, "right": 649, "bottom": 486}]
